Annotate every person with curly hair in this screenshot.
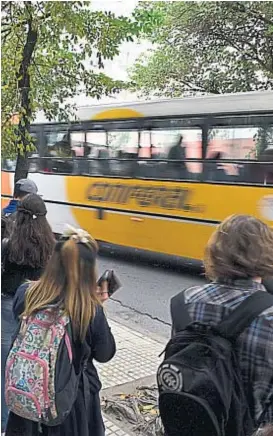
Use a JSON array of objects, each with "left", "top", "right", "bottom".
[{"left": 171, "top": 215, "right": 273, "bottom": 430}]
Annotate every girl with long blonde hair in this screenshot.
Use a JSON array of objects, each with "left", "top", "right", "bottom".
[{"left": 6, "top": 226, "right": 116, "bottom": 436}]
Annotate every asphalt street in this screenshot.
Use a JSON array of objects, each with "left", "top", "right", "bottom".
[{"left": 98, "top": 252, "right": 206, "bottom": 340}]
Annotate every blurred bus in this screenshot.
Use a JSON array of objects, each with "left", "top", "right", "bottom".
[{"left": 2, "top": 91, "right": 273, "bottom": 264}]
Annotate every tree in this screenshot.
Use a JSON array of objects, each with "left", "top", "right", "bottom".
[
  {"left": 130, "top": 1, "right": 273, "bottom": 98},
  {"left": 1, "top": 1, "right": 142, "bottom": 181}
]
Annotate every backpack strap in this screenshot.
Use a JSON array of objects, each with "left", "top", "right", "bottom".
[
  {"left": 1, "top": 238, "right": 9, "bottom": 275},
  {"left": 170, "top": 290, "right": 192, "bottom": 334},
  {"left": 216, "top": 290, "right": 273, "bottom": 340}
]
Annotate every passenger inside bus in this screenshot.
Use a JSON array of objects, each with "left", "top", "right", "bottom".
[
  {"left": 165, "top": 135, "right": 189, "bottom": 180},
  {"left": 167, "top": 135, "right": 186, "bottom": 161},
  {"left": 41, "top": 133, "right": 75, "bottom": 174}
]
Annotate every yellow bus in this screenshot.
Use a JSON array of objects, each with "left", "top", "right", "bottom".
[{"left": 2, "top": 91, "right": 273, "bottom": 263}]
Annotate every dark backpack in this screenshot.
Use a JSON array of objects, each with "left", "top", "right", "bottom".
[{"left": 157, "top": 291, "right": 273, "bottom": 436}]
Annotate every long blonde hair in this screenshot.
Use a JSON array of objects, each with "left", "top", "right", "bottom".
[{"left": 23, "top": 226, "right": 100, "bottom": 341}]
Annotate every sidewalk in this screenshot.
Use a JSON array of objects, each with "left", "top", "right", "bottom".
[{"left": 97, "top": 320, "right": 166, "bottom": 436}]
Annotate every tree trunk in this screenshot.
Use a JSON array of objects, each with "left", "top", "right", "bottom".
[
  {"left": 15, "top": 153, "right": 30, "bottom": 182},
  {"left": 14, "top": 2, "right": 37, "bottom": 183}
]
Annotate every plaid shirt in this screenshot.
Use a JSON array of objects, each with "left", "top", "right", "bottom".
[{"left": 183, "top": 280, "right": 273, "bottom": 426}]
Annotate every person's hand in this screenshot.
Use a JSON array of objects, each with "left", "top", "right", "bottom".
[{"left": 96, "top": 280, "right": 109, "bottom": 303}]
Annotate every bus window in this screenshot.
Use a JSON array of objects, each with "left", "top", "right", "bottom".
[
  {"left": 107, "top": 131, "right": 139, "bottom": 177},
  {"left": 69, "top": 131, "right": 93, "bottom": 175},
  {"left": 28, "top": 133, "right": 40, "bottom": 173},
  {"left": 206, "top": 125, "right": 273, "bottom": 184},
  {"left": 257, "top": 125, "right": 273, "bottom": 185},
  {"left": 136, "top": 130, "right": 160, "bottom": 178},
  {"left": 1, "top": 157, "right": 16, "bottom": 172},
  {"left": 107, "top": 131, "right": 138, "bottom": 157},
  {"left": 86, "top": 131, "right": 107, "bottom": 152},
  {"left": 259, "top": 148, "right": 273, "bottom": 185},
  {"left": 43, "top": 130, "right": 74, "bottom": 174},
  {"left": 150, "top": 128, "right": 202, "bottom": 180},
  {"left": 85, "top": 131, "right": 110, "bottom": 175},
  {"left": 2, "top": 133, "right": 39, "bottom": 173},
  {"left": 139, "top": 131, "right": 152, "bottom": 158},
  {"left": 70, "top": 132, "right": 85, "bottom": 157},
  {"left": 45, "top": 131, "right": 68, "bottom": 152}
]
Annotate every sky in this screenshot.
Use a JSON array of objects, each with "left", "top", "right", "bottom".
[
  {"left": 36, "top": 1, "right": 152, "bottom": 122},
  {"left": 72, "top": 0, "right": 150, "bottom": 107}
]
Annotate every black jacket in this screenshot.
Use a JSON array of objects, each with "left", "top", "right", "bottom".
[
  {"left": 263, "top": 278, "right": 273, "bottom": 295},
  {"left": 6, "top": 283, "right": 116, "bottom": 436}
]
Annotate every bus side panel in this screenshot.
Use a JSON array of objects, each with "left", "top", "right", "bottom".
[
  {"left": 65, "top": 176, "right": 273, "bottom": 259},
  {"left": 2, "top": 173, "right": 272, "bottom": 261},
  {"left": 67, "top": 206, "right": 214, "bottom": 260},
  {"left": 65, "top": 176, "right": 273, "bottom": 224},
  {"left": 1, "top": 172, "right": 79, "bottom": 235}
]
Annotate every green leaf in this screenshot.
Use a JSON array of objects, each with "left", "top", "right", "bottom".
[
  {"left": 2, "top": 0, "right": 147, "bottom": 171},
  {"left": 130, "top": 1, "right": 273, "bottom": 97}
]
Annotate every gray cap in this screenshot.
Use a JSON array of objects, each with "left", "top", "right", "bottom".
[{"left": 16, "top": 179, "right": 38, "bottom": 194}]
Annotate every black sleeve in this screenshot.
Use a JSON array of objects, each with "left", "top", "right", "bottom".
[
  {"left": 13, "top": 283, "right": 29, "bottom": 321},
  {"left": 263, "top": 278, "right": 273, "bottom": 295},
  {"left": 89, "top": 305, "right": 116, "bottom": 363},
  {"left": 170, "top": 290, "right": 192, "bottom": 336}
]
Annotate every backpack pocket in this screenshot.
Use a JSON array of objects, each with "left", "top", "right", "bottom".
[
  {"left": 6, "top": 351, "right": 50, "bottom": 422},
  {"left": 5, "top": 386, "right": 42, "bottom": 421},
  {"left": 159, "top": 391, "right": 220, "bottom": 436}
]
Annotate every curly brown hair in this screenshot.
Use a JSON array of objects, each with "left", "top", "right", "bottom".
[{"left": 204, "top": 214, "right": 273, "bottom": 281}]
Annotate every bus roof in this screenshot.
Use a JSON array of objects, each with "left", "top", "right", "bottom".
[
  {"left": 34, "top": 91, "right": 273, "bottom": 124},
  {"left": 76, "top": 91, "right": 273, "bottom": 120}
]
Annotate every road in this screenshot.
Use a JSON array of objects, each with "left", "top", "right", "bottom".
[{"left": 97, "top": 252, "right": 206, "bottom": 340}]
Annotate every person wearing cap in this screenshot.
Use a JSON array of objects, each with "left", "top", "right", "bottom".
[
  {"left": 2, "top": 178, "right": 38, "bottom": 217},
  {"left": 2, "top": 179, "right": 38, "bottom": 238}
]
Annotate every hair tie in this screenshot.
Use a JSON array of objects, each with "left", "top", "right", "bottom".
[
  {"left": 63, "top": 224, "right": 95, "bottom": 246},
  {"left": 55, "top": 238, "right": 96, "bottom": 263},
  {"left": 17, "top": 206, "right": 46, "bottom": 217}
]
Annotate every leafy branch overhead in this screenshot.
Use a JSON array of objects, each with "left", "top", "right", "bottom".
[
  {"left": 130, "top": 1, "right": 273, "bottom": 97},
  {"left": 1, "top": 1, "right": 144, "bottom": 173}
]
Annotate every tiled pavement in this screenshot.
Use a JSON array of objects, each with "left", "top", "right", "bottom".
[
  {"left": 104, "top": 416, "right": 131, "bottom": 436},
  {"left": 97, "top": 320, "right": 165, "bottom": 436}
]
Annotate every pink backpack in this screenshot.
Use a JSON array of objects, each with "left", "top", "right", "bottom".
[{"left": 5, "top": 308, "right": 80, "bottom": 426}]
